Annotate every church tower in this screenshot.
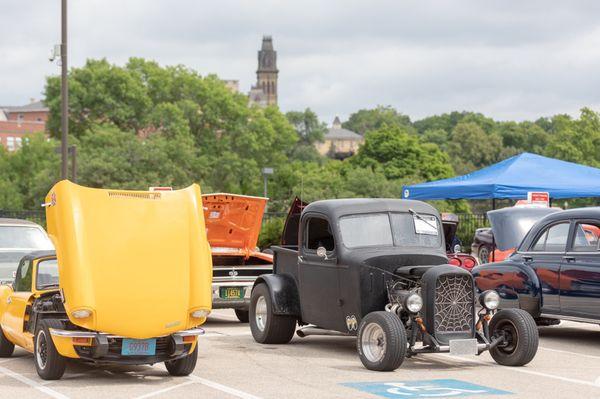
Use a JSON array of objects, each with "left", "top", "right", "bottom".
[{"left": 256, "top": 36, "right": 278, "bottom": 106}]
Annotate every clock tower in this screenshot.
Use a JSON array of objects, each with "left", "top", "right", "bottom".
[{"left": 256, "top": 36, "right": 278, "bottom": 106}]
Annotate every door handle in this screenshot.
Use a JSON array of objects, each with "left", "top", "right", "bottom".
[{"left": 563, "top": 256, "right": 576, "bottom": 262}]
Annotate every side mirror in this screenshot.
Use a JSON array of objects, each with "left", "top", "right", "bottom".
[{"left": 453, "top": 244, "right": 462, "bottom": 253}]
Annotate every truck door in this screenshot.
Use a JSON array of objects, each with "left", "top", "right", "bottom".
[
  {"left": 1, "top": 259, "right": 33, "bottom": 347},
  {"left": 298, "top": 215, "right": 342, "bottom": 331},
  {"left": 560, "top": 220, "right": 600, "bottom": 319},
  {"left": 524, "top": 221, "right": 570, "bottom": 314}
]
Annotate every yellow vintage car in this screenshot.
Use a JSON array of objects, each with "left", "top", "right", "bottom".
[{"left": 0, "top": 181, "right": 213, "bottom": 380}]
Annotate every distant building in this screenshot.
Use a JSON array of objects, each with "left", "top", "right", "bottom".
[
  {"left": 0, "top": 100, "right": 48, "bottom": 151},
  {"left": 316, "top": 116, "right": 364, "bottom": 159},
  {"left": 248, "top": 36, "right": 278, "bottom": 107},
  {"left": 222, "top": 80, "right": 240, "bottom": 93}
]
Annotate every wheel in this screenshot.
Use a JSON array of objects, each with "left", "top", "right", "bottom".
[
  {"left": 249, "top": 283, "right": 296, "bottom": 344},
  {"left": 34, "top": 319, "right": 67, "bottom": 380},
  {"left": 479, "top": 246, "right": 490, "bottom": 264},
  {"left": 489, "top": 309, "right": 539, "bottom": 366},
  {"left": 165, "top": 345, "right": 198, "bottom": 376},
  {"left": 357, "top": 311, "right": 407, "bottom": 371},
  {"left": 234, "top": 309, "right": 249, "bottom": 323},
  {"left": 0, "top": 326, "right": 14, "bottom": 357}
]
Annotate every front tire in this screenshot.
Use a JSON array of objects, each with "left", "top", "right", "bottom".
[
  {"left": 0, "top": 326, "right": 14, "bottom": 357},
  {"left": 34, "top": 319, "right": 67, "bottom": 380},
  {"left": 357, "top": 311, "right": 407, "bottom": 371},
  {"left": 234, "top": 309, "right": 249, "bottom": 323},
  {"left": 165, "top": 345, "right": 198, "bottom": 376},
  {"left": 249, "top": 283, "right": 296, "bottom": 344},
  {"left": 490, "top": 309, "right": 539, "bottom": 366}
]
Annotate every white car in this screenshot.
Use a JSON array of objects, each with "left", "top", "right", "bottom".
[{"left": 0, "top": 218, "right": 54, "bottom": 282}]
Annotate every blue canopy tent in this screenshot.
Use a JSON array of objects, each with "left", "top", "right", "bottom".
[{"left": 402, "top": 152, "right": 600, "bottom": 201}]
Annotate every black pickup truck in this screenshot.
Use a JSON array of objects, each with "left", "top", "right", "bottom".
[{"left": 248, "top": 198, "right": 539, "bottom": 371}]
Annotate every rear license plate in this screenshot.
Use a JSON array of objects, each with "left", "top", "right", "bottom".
[
  {"left": 121, "top": 339, "right": 156, "bottom": 356},
  {"left": 449, "top": 338, "right": 478, "bottom": 356},
  {"left": 220, "top": 287, "right": 244, "bottom": 299}
]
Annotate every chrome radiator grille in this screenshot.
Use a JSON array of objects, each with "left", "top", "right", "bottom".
[{"left": 434, "top": 275, "right": 474, "bottom": 333}]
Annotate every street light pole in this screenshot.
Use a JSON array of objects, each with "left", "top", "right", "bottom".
[{"left": 60, "top": 0, "right": 68, "bottom": 180}]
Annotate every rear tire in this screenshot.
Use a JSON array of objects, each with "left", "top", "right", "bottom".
[
  {"left": 357, "top": 311, "right": 407, "bottom": 371},
  {"left": 250, "top": 283, "right": 296, "bottom": 344},
  {"left": 0, "top": 326, "right": 14, "bottom": 357},
  {"left": 165, "top": 345, "right": 198, "bottom": 376},
  {"left": 34, "top": 319, "right": 67, "bottom": 380},
  {"left": 490, "top": 309, "right": 539, "bottom": 366},
  {"left": 234, "top": 309, "right": 249, "bottom": 323}
]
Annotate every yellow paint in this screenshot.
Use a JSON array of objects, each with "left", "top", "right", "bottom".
[
  {"left": 49, "top": 335, "right": 80, "bottom": 359},
  {"left": 45, "top": 181, "right": 212, "bottom": 339}
]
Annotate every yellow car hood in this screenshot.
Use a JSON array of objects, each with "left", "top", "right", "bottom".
[{"left": 45, "top": 181, "right": 212, "bottom": 339}]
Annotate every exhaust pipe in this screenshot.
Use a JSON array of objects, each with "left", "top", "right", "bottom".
[{"left": 296, "top": 327, "right": 350, "bottom": 338}]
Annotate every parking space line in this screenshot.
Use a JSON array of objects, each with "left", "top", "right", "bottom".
[
  {"left": 438, "top": 355, "right": 600, "bottom": 389},
  {"left": 0, "top": 365, "right": 70, "bottom": 399},
  {"left": 188, "top": 374, "right": 263, "bottom": 399},
  {"left": 133, "top": 380, "right": 196, "bottom": 399},
  {"left": 540, "top": 346, "right": 600, "bottom": 361}
]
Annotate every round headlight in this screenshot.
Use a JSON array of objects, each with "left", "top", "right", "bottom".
[
  {"left": 71, "top": 309, "right": 92, "bottom": 319},
  {"left": 480, "top": 290, "right": 500, "bottom": 310},
  {"left": 404, "top": 293, "right": 423, "bottom": 313},
  {"left": 191, "top": 309, "right": 211, "bottom": 319}
]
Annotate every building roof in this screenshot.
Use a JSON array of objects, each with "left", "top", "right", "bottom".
[
  {"left": 323, "top": 116, "right": 363, "bottom": 141},
  {"left": 2, "top": 100, "right": 48, "bottom": 113}
]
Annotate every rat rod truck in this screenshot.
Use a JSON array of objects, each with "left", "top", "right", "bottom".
[
  {"left": 0, "top": 181, "right": 212, "bottom": 380},
  {"left": 249, "top": 199, "right": 539, "bottom": 371}
]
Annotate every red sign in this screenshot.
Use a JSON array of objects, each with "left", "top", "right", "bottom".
[{"left": 527, "top": 192, "right": 549, "bottom": 207}]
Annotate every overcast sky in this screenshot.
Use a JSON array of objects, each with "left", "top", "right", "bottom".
[{"left": 1, "top": 1, "right": 600, "bottom": 124}]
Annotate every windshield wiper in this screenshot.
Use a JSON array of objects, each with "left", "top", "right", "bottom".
[{"left": 408, "top": 208, "right": 438, "bottom": 231}]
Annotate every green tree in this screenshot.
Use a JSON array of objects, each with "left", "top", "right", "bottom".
[{"left": 343, "top": 106, "right": 412, "bottom": 135}]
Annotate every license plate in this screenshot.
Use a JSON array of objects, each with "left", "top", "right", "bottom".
[
  {"left": 220, "top": 287, "right": 244, "bottom": 299},
  {"left": 449, "top": 338, "right": 478, "bottom": 356},
  {"left": 121, "top": 339, "right": 156, "bottom": 356}
]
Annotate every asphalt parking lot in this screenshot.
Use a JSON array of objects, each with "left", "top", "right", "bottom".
[{"left": 0, "top": 309, "right": 599, "bottom": 399}]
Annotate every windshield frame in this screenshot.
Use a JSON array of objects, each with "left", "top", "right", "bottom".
[
  {"left": 34, "top": 257, "right": 59, "bottom": 291},
  {"left": 338, "top": 211, "right": 443, "bottom": 250}
]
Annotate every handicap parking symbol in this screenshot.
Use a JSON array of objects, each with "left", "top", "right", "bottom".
[{"left": 342, "top": 379, "right": 512, "bottom": 398}]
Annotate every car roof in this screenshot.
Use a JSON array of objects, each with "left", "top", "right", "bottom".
[
  {"left": 0, "top": 218, "right": 43, "bottom": 227},
  {"left": 21, "top": 250, "right": 56, "bottom": 262},
  {"left": 538, "top": 207, "right": 600, "bottom": 223},
  {"left": 303, "top": 198, "right": 440, "bottom": 219}
]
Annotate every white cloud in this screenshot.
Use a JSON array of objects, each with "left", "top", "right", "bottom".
[{"left": 1, "top": 0, "right": 599, "bottom": 124}]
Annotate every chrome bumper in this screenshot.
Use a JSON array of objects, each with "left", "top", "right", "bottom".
[{"left": 49, "top": 328, "right": 205, "bottom": 339}]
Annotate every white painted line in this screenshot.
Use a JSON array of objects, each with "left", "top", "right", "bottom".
[
  {"left": 0, "top": 364, "right": 70, "bottom": 399},
  {"left": 133, "top": 380, "right": 196, "bottom": 399},
  {"left": 438, "top": 354, "right": 600, "bottom": 389},
  {"left": 540, "top": 346, "right": 600, "bottom": 361},
  {"left": 189, "top": 374, "right": 263, "bottom": 399}
]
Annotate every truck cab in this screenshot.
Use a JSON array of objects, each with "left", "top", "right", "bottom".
[{"left": 249, "top": 198, "right": 539, "bottom": 371}]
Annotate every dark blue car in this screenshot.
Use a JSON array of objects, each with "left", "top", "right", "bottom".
[{"left": 473, "top": 207, "right": 600, "bottom": 326}]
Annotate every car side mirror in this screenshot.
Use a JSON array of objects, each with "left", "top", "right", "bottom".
[{"left": 317, "top": 246, "right": 328, "bottom": 260}]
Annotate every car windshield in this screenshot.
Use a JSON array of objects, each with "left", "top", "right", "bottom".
[
  {"left": 339, "top": 212, "right": 441, "bottom": 249},
  {"left": 36, "top": 258, "right": 59, "bottom": 290},
  {"left": 0, "top": 226, "right": 53, "bottom": 282}
]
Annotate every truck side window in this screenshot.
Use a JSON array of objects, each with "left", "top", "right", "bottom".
[
  {"left": 531, "top": 222, "right": 569, "bottom": 252},
  {"left": 14, "top": 259, "right": 32, "bottom": 292},
  {"left": 305, "top": 217, "right": 335, "bottom": 252}
]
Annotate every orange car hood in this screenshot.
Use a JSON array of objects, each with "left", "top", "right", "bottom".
[{"left": 202, "top": 193, "right": 268, "bottom": 259}]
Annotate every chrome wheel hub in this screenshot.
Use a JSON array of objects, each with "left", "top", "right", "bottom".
[
  {"left": 36, "top": 330, "right": 48, "bottom": 370},
  {"left": 255, "top": 296, "right": 267, "bottom": 332},
  {"left": 361, "top": 323, "right": 386, "bottom": 363}
]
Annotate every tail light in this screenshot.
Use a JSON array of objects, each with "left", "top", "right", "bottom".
[
  {"left": 448, "top": 257, "right": 462, "bottom": 266},
  {"left": 462, "top": 257, "right": 476, "bottom": 269}
]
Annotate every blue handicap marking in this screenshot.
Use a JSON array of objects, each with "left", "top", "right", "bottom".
[{"left": 341, "top": 379, "right": 512, "bottom": 398}]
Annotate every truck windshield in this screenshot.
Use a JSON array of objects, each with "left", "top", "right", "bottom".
[{"left": 339, "top": 212, "right": 441, "bottom": 249}]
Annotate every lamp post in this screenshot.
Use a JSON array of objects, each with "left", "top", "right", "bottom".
[
  {"left": 262, "top": 167, "right": 274, "bottom": 212},
  {"left": 60, "top": 0, "right": 68, "bottom": 180}
]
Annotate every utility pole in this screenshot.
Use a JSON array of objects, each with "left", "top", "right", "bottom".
[{"left": 60, "top": 0, "right": 68, "bottom": 180}]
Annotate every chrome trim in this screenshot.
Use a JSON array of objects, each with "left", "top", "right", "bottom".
[
  {"left": 173, "top": 328, "right": 205, "bottom": 337},
  {"left": 212, "top": 265, "right": 272, "bottom": 270},
  {"left": 49, "top": 328, "right": 205, "bottom": 339},
  {"left": 212, "top": 281, "right": 255, "bottom": 288},
  {"left": 540, "top": 313, "right": 599, "bottom": 325}
]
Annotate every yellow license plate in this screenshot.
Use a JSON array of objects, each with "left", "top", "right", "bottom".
[{"left": 220, "top": 287, "right": 244, "bottom": 299}]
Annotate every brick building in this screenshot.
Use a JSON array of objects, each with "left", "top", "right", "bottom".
[{"left": 0, "top": 100, "right": 48, "bottom": 151}]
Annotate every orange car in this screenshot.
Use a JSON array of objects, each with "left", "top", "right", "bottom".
[{"left": 202, "top": 194, "right": 273, "bottom": 322}]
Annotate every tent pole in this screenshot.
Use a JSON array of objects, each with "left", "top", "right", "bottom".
[
  {"left": 491, "top": 198, "right": 496, "bottom": 263},
  {"left": 492, "top": 198, "right": 496, "bottom": 210}
]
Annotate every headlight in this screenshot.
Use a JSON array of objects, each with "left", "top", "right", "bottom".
[
  {"left": 404, "top": 293, "right": 423, "bottom": 313},
  {"left": 191, "top": 309, "right": 211, "bottom": 318},
  {"left": 480, "top": 290, "right": 500, "bottom": 310},
  {"left": 71, "top": 309, "right": 92, "bottom": 319}
]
